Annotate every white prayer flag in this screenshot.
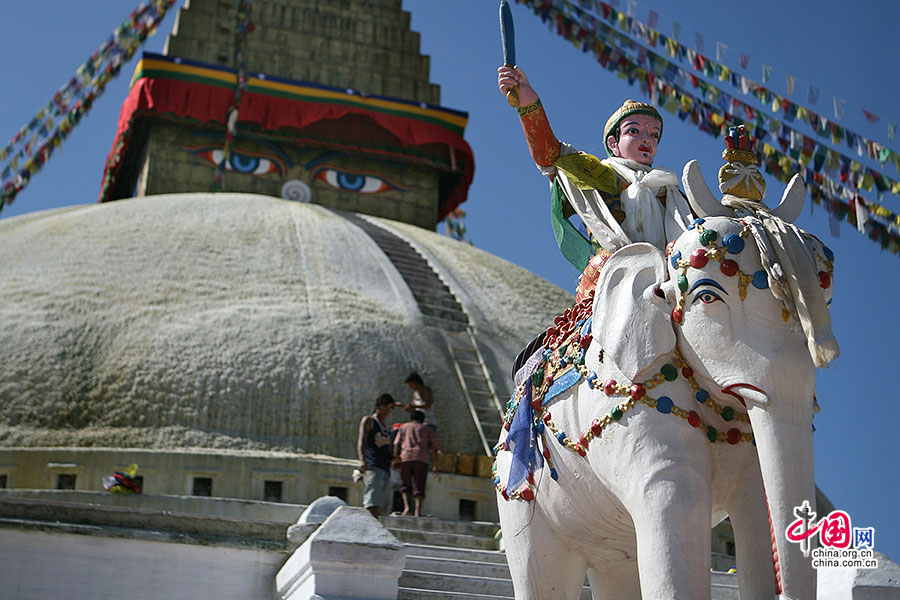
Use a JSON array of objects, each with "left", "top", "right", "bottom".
[{"left": 833, "top": 96, "right": 845, "bottom": 119}]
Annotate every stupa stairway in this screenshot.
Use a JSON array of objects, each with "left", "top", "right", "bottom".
[
  {"left": 338, "top": 211, "right": 505, "bottom": 454},
  {"left": 384, "top": 513, "right": 741, "bottom": 599}
]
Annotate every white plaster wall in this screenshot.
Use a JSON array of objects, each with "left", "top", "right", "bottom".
[
  {"left": 0, "top": 194, "right": 571, "bottom": 458},
  {"left": 0, "top": 528, "right": 285, "bottom": 600}
]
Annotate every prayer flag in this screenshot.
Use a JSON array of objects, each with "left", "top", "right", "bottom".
[
  {"left": 716, "top": 41, "right": 727, "bottom": 62},
  {"left": 762, "top": 64, "right": 771, "bottom": 83},
  {"left": 861, "top": 109, "right": 880, "bottom": 124},
  {"left": 672, "top": 21, "right": 680, "bottom": 40},
  {"left": 739, "top": 53, "right": 749, "bottom": 69},
  {"left": 785, "top": 74, "right": 795, "bottom": 97},
  {"left": 647, "top": 9, "right": 658, "bottom": 28},
  {"left": 889, "top": 122, "right": 896, "bottom": 142},
  {"left": 694, "top": 31, "right": 704, "bottom": 52},
  {"left": 833, "top": 96, "right": 845, "bottom": 119},
  {"left": 806, "top": 85, "right": 819, "bottom": 105}
]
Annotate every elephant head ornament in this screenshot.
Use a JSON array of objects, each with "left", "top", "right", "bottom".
[{"left": 496, "top": 165, "right": 837, "bottom": 599}]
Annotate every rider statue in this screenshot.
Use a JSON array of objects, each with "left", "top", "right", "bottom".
[{"left": 498, "top": 65, "right": 693, "bottom": 301}]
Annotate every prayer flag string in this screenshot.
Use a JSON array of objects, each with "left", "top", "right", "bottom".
[
  {"left": 517, "top": 0, "right": 900, "bottom": 255},
  {"left": 0, "top": 0, "right": 176, "bottom": 211}
]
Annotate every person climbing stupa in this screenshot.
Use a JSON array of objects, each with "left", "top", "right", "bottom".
[{"left": 497, "top": 65, "right": 693, "bottom": 301}]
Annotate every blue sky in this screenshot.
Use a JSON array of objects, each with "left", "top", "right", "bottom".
[{"left": 1, "top": 0, "right": 898, "bottom": 563}]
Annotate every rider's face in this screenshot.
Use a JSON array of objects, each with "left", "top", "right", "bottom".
[{"left": 607, "top": 114, "right": 661, "bottom": 166}]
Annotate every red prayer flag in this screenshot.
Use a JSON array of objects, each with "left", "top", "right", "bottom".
[{"left": 861, "top": 109, "right": 880, "bottom": 124}]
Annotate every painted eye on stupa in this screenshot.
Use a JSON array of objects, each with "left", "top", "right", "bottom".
[
  {"left": 182, "top": 146, "right": 285, "bottom": 176},
  {"left": 310, "top": 167, "right": 407, "bottom": 194}
]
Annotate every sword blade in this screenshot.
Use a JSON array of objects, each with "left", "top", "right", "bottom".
[{"left": 500, "top": 0, "right": 516, "bottom": 67}]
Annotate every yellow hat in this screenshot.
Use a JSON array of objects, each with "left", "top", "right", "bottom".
[{"left": 603, "top": 100, "right": 663, "bottom": 156}]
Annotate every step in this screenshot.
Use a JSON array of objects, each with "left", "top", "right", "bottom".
[
  {"left": 389, "top": 516, "right": 500, "bottom": 538},
  {"left": 387, "top": 528, "right": 499, "bottom": 550},
  {"left": 424, "top": 316, "right": 469, "bottom": 332},
  {"left": 381, "top": 515, "right": 499, "bottom": 538},
  {"left": 400, "top": 569, "right": 515, "bottom": 597},
  {"left": 400, "top": 572, "right": 592, "bottom": 600},
  {"left": 403, "top": 543, "right": 508, "bottom": 565},
  {"left": 405, "top": 555, "right": 511, "bottom": 579},
  {"left": 413, "top": 295, "right": 464, "bottom": 312},
  {"left": 398, "top": 587, "right": 514, "bottom": 600},
  {"left": 711, "top": 571, "right": 741, "bottom": 600}
]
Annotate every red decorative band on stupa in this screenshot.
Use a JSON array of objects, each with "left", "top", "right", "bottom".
[{"left": 99, "top": 52, "right": 475, "bottom": 219}]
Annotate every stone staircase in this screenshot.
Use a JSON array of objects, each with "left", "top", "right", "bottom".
[
  {"left": 382, "top": 514, "right": 741, "bottom": 599},
  {"left": 384, "top": 514, "right": 590, "bottom": 600},
  {"left": 339, "top": 211, "right": 505, "bottom": 455}
]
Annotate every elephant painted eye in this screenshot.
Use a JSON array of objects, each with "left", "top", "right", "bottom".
[
  {"left": 312, "top": 167, "right": 403, "bottom": 194},
  {"left": 693, "top": 290, "right": 723, "bottom": 305}
]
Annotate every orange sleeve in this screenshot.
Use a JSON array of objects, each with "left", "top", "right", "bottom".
[{"left": 517, "top": 99, "right": 560, "bottom": 167}]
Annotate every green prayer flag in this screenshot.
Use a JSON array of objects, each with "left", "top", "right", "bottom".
[{"left": 550, "top": 179, "right": 592, "bottom": 273}]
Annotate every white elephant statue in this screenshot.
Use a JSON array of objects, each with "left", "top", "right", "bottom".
[{"left": 495, "top": 164, "right": 838, "bottom": 599}]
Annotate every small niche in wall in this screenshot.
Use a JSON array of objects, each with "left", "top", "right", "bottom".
[
  {"left": 0, "top": 474, "right": 7, "bottom": 488},
  {"left": 459, "top": 498, "right": 476, "bottom": 521},
  {"left": 328, "top": 486, "right": 348, "bottom": 503},
  {"left": 192, "top": 477, "right": 212, "bottom": 497},
  {"left": 56, "top": 474, "right": 76, "bottom": 490},
  {"left": 264, "top": 480, "right": 283, "bottom": 503}
]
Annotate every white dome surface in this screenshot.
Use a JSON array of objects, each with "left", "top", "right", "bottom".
[{"left": 0, "top": 194, "right": 572, "bottom": 457}]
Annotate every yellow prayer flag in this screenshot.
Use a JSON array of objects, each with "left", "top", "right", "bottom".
[{"left": 861, "top": 173, "right": 874, "bottom": 191}]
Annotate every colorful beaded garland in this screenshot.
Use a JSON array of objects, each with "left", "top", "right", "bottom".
[
  {"left": 495, "top": 298, "right": 754, "bottom": 502},
  {"left": 667, "top": 219, "right": 834, "bottom": 326}
]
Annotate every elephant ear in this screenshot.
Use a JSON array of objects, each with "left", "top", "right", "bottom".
[{"left": 591, "top": 243, "right": 675, "bottom": 381}]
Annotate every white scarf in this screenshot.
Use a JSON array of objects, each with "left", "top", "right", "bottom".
[
  {"left": 602, "top": 157, "right": 692, "bottom": 250},
  {"left": 722, "top": 197, "right": 840, "bottom": 367}
]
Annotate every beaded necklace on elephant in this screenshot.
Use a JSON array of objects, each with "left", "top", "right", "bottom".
[
  {"left": 494, "top": 298, "right": 754, "bottom": 503},
  {"left": 667, "top": 218, "right": 834, "bottom": 327}
]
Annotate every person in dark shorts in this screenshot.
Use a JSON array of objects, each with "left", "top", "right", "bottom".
[
  {"left": 392, "top": 409, "right": 439, "bottom": 517},
  {"left": 357, "top": 393, "right": 395, "bottom": 518}
]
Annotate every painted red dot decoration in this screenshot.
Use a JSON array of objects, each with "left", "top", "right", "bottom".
[
  {"left": 520, "top": 488, "right": 534, "bottom": 501},
  {"left": 591, "top": 418, "right": 602, "bottom": 436},
  {"left": 672, "top": 307, "right": 684, "bottom": 324},
  {"left": 727, "top": 428, "right": 742, "bottom": 445},
  {"left": 690, "top": 248, "right": 709, "bottom": 269},
  {"left": 603, "top": 379, "right": 617, "bottom": 395},
  {"left": 688, "top": 411, "right": 701, "bottom": 428},
  {"left": 681, "top": 366, "right": 694, "bottom": 379},
  {"left": 630, "top": 384, "right": 646, "bottom": 400},
  {"left": 720, "top": 259, "right": 738, "bottom": 277},
  {"left": 818, "top": 271, "right": 831, "bottom": 289}
]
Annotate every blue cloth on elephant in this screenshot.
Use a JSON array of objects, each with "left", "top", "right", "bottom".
[{"left": 506, "top": 380, "right": 543, "bottom": 493}]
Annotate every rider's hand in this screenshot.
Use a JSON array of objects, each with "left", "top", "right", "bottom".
[{"left": 497, "top": 65, "right": 539, "bottom": 106}]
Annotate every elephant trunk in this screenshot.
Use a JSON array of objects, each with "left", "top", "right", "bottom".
[{"left": 747, "top": 396, "right": 816, "bottom": 599}]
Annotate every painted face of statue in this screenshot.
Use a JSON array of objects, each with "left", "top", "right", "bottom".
[{"left": 607, "top": 113, "right": 661, "bottom": 166}]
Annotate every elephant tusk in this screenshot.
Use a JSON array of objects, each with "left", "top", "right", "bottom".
[
  {"left": 682, "top": 160, "right": 732, "bottom": 218},
  {"left": 771, "top": 174, "right": 805, "bottom": 223},
  {"left": 722, "top": 384, "right": 768, "bottom": 406}
]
